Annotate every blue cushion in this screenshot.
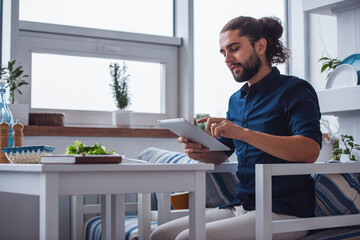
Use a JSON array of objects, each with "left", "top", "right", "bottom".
[
  {"left": 299, "top": 226, "right": 360, "bottom": 240},
  {"left": 312, "top": 162, "right": 360, "bottom": 216},
  {"left": 84, "top": 213, "right": 157, "bottom": 240},
  {"left": 137, "top": 147, "right": 237, "bottom": 209}
]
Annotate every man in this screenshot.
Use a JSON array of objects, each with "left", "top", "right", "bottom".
[{"left": 151, "top": 16, "right": 322, "bottom": 240}]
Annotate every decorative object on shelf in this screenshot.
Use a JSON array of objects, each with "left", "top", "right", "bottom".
[
  {"left": 325, "top": 64, "right": 358, "bottom": 89},
  {"left": 0, "top": 80, "right": 14, "bottom": 147},
  {"left": 1, "top": 60, "right": 29, "bottom": 125},
  {"left": 338, "top": 53, "right": 360, "bottom": 85},
  {"left": 332, "top": 134, "right": 360, "bottom": 162},
  {"left": 109, "top": 62, "right": 133, "bottom": 127},
  {"left": 2, "top": 60, "right": 29, "bottom": 104},
  {"left": 0, "top": 121, "right": 10, "bottom": 163},
  {"left": 112, "top": 110, "right": 133, "bottom": 127},
  {"left": 1, "top": 145, "right": 55, "bottom": 164},
  {"left": 318, "top": 56, "right": 341, "bottom": 79},
  {"left": 12, "top": 120, "right": 24, "bottom": 147},
  {"left": 29, "top": 112, "right": 64, "bottom": 126}
]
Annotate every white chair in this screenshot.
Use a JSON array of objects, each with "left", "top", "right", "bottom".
[
  {"left": 149, "top": 162, "right": 360, "bottom": 240},
  {"left": 71, "top": 151, "right": 360, "bottom": 240},
  {"left": 256, "top": 162, "right": 360, "bottom": 239}
]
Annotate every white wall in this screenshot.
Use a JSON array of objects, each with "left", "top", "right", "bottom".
[{"left": 307, "top": 14, "right": 338, "bottom": 90}]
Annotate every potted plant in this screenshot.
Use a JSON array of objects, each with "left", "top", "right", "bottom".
[
  {"left": 333, "top": 134, "right": 360, "bottom": 162},
  {"left": 109, "top": 62, "right": 132, "bottom": 127},
  {"left": 1, "top": 60, "right": 29, "bottom": 125},
  {"left": 318, "top": 57, "right": 341, "bottom": 79}
]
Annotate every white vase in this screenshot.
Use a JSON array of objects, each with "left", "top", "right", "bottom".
[
  {"left": 112, "top": 110, "right": 133, "bottom": 127},
  {"left": 8, "top": 103, "right": 30, "bottom": 125}
]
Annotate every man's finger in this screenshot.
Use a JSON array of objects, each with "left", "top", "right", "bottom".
[
  {"left": 197, "top": 117, "right": 210, "bottom": 123},
  {"left": 177, "top": 137, "right": 189, "bottom": 143}
]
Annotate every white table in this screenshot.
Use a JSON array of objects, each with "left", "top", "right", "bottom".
[{"left": 0, "top": 162, "right": 213, "bottom": 240}]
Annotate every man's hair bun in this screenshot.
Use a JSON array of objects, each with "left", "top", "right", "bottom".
[{"left": 260, "top": 17, "right": 283, "bottom": 40}]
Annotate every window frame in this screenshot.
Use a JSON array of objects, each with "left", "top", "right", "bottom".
[
  {"left": 3, "top": 0, "right": 196, "bottom": 126},
  {"left": 17, "top": 21, "right": 181, "bottom": 126}
]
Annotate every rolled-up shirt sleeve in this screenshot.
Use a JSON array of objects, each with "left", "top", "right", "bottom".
[{"left": 283, "top": 81, "right": 322, "bottom": 148}]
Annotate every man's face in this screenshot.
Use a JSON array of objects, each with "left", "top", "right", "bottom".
[{"left": 219, "top": 30, "right": 262, "bottom": 83}]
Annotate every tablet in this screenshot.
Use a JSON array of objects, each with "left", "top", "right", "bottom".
[{"left": 158, "top": 118, "right": 231, "bottom": 151}]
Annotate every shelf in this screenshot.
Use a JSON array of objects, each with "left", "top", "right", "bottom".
[
  {"left": 303, "top": 0, "right": 360, "bottom": 15},
  {"left": 317, "top": 85, "right": 360, "bottom": 114},
  {"left": 23, "top": 125, "right": 177, "bottom": 138}
]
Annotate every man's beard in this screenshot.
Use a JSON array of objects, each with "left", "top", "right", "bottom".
[{"left": 231, "top": 50, "right": 262, "bottom": 83}]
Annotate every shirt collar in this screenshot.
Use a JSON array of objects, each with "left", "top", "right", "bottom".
[{"left": 240, "top": 67, "right": 280, "bottom": 98}]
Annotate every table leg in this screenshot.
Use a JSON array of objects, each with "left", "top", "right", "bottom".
[
  {"left": 39, "top": 173, "right": 59, "bottom": 240},
  {"left": 157, "top": 192, "right": 172, "bottom": 225},
  {"left": 101, "top": 195, "right": 111, "bottom": 240},
  {"left": 111, "top": 194, "right": 125, "bottom": 240},
  {"left": 188, "top": 171, "right": 206, "bottom": 240},
  {"left": 256, "top": 164, "right": 273, "bottom": 240},
  {"left": 138, "top": 193, "right": 151, "bottom": 240}
]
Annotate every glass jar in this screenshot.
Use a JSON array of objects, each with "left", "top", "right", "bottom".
[{"left": 0, "top": 80, "right": 14, "bottom": 147}]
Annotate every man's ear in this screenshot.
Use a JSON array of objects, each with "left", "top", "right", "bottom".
[{"left": 255, "top": 38, "right": 267, "bottom": 55}]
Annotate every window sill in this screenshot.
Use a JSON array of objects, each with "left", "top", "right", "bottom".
[{"left": 24, "top": 125, "right": 177, "bottom": 138}]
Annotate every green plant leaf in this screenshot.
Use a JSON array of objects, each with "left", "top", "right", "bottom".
[
  {"left": 2, "top": 60, "right": 29, "bottom": 103},
  {"left": 318, "top": 57, "right": 330, "bottom": 62},
  {"left": 321, "top": 64, "right": 329, "bottom": 73}
]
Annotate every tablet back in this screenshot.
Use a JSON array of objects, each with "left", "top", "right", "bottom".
[{"left": 158, "top": 118, "right": 230, "bottom": 151}]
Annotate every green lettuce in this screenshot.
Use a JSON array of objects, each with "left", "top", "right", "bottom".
[{"left": 65, "top": 140, "right": 114, "bottom": 155}]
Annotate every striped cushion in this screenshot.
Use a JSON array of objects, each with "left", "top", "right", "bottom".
[
  {"left": 299, "top": 226, "right": 360, "bottom": 240},
  {"left": 84, "top": 213, "right": 157, "bottom": 240},
  {"left": 313, "top": 163, "right": 360, "bottom": 216},
  {"left": 137, "top": 147, "right": 237, "bottom": 208}
]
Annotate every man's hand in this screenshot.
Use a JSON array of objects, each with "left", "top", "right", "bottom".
[
  {"left": 198, "top": 117, "right": 244, "bottom": 139},
  {"left": 177, "top": 137, "right": 209, "bottom": 161},
  {"left": 177, "top": 136, "right": 228, "bottom": 165}
]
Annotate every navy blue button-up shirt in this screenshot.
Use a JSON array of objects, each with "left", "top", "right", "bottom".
[{"left": 218, "top": 67, "right": 322, "bottom": 218}]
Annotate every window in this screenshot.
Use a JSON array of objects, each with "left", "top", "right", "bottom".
[
  {"left": 19, "top": 0, "right": 173, "bottom": 37},
  {"left": 31, "top": 53, "right": 162, "bottom": 113},
  {"left": 15, "top": 2, "right": 181, "bottom": 127},
  {"left": 194, "top": 0, "right": 286, "bottom": 118}
]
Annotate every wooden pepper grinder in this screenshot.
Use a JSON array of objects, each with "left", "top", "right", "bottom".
[
  {"left": 13, "top": 120, "right": 24, "bottom": 147},
  {"left": 0, "top": 120, "right": 10, "bottom": 163}
]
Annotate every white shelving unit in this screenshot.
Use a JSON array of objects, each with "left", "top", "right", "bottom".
[
  {"left": 317, "top": 86, "right": 360, "bottom": 115},
  {"left": 303, "top": 0, "right": 360, "bottom": 159},
  {"left": 303, "top": 0, "right": 360, "bottom": 16}
]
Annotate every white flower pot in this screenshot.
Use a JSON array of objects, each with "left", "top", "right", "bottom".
[
  {"left": 112, "top": 110, "right": 133, "bottom": 127},
  {"left": 8, "top": 103, "right": 29, "bottom": 125}
]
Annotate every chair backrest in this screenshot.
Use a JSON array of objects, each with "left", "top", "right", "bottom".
[{"left": 255, "top": 162, "right": 360, "bottom": 240}]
